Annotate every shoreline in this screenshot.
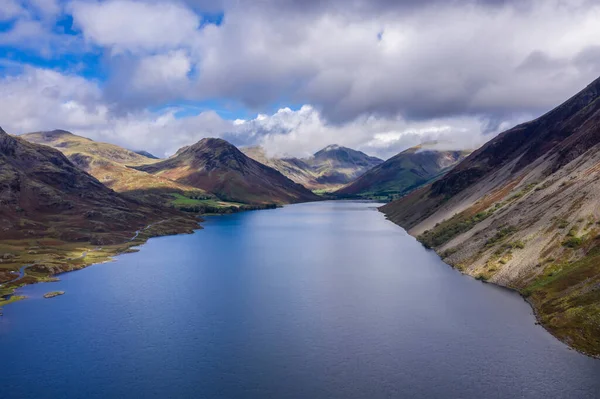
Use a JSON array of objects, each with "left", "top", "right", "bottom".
[
  {"left": 0, "top": 204, "right": 289, "bottom": 311},
  {"left": 5, "top": 201, "right": 596, "bottom": 359},
  {"left": 0, "top": 216, "right": 203, "bottom": 310},
  {"left": 378, "top": 208, "right": 600, "bottom": 360}
]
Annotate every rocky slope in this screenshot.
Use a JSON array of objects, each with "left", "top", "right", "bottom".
[
  {"left": 335, "top": 145, "right": 467, "bottom": 200},
  {"left": 243, "top": 145, "right": 383, "bottom": 192},
  {"left": 136, "top": 138, "right": 320, "bottom": 204},
  {"left": 22, "top": 130, "right": 211, "bottom": 205},
  {"left": 380, "top": 76, "right": 600, "bottom": 356}
]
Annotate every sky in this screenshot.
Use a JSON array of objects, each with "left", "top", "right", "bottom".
[{"left": 1, "top": 0, "right": 599, "bottom": 159}]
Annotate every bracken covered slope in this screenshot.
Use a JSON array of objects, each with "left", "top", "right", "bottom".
[
  {"left": 380, "top": 76, "right": 600, "bottom": 356},
  {"left": 335, "top": 145, "right": 467, "bottom": 200},
  {"left": 22, "top": 130, "right": 210, "bottom": 205},
  {"left": 136, "top": 138, "right": 320, "bottom": 204}
]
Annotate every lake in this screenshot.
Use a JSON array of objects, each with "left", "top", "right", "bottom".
[{"left": 1, "top": 201, "right": 599, "bottom": 398}]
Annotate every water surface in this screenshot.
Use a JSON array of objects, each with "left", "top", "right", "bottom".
[{"left": 1, "top": 201, "right": 599, "bottom": 398}]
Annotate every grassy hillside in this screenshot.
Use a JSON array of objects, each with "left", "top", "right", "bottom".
[
  {"left": 335, "top": 145, "right": 468, "bottom": 201},
  {"left": 22, "top": 130, "right": 213, "bottom": 206}
]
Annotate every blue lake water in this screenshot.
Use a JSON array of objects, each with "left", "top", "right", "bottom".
[{"left": 1, "top": 201, "right": 599, "bottom": 398}]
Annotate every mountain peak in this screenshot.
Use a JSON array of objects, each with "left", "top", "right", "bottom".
[
  {"left": 186, "top": 137, "right": 237, "bottom": 153},
  {"left": 137, "top": 138, "right": 319, "bottom": 204},
  {"left": 322, "top": 144, "right": 342, "bottom": 151},
  {"left": 198, "top": 137, "right": 230, "bottom": 146},
  {"left": 313, "top": 144, "right": 383, "bottom": 163},
  {"left": 38, "top": 129, "right": 77, "bottom": 138}
]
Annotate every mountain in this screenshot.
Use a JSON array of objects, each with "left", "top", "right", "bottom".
[
  {"left": 242, "top": 144, "right": 383, "bottom": 192},
  {"left": 135, "top": 138, "right": 320, "bottom": 204},
  {"left": 380, "top": 76, "right": 600, "bottom": 356},
  {"left": 135, "top": 150, "right": 159, "bottom": 159},
  {"left": 22, "top": 130, "right": 211, "bottom": 205},
  {"left": 241, "top": 146, "right": 318, "bottom": 189},
  {"left": 335, "top": 145, "right": 468, "bottom": 200},
  {"left": 0, "top": 128, "right": 197, "bottom": 241},
  {"left": 0, "top": 127, "right": 197, "bottom": 290},
  {"left": 308, "top": 145, "right": 384, "bottom": 188}
]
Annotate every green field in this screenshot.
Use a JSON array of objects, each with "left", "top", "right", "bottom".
[{"left": 170, "top": 193, "right": 243, "bottom": 208}]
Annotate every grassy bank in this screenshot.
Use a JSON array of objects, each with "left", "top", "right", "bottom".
[{"left": 0, "top": 217, "right": 200, "bottom": 310}]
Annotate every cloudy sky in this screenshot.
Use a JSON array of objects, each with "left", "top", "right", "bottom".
[{"left": 1, "top": 0, "right": 599, "bottom": 158}]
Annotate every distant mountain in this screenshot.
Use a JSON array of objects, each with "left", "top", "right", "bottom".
[
  {"left": 380, "top": 76, "right": 600, "bottom": 356},
  {"left": 241, "top": 146, "right": 318, "bottom": 189},
  {"left": 0, "top": 127, "right": 195, "bottom": 245},
  {"left": 309, "top": 145, "right": 384, "bottom": 187},
  {"left": 135, "top": 150, "right": 159, "bottom": 159},
  {"left": 335, "top": 145, "right": 468, "bottom": 200},
  {"left": 136, "top": 138, "right": 320, "bottom": 204},
  {"left": 242, "top": 144, "right": 383, "bottom": 192},
  {"left": 22, "top": 130, "right": 210, "bottom": 205}
]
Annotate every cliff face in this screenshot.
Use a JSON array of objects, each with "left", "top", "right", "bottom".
[
  {"left": 137, "top": 138, "right": 320, "bottom": 205},
  {"left": 380, "top": 76, "right": 600, "bottom": 357}
]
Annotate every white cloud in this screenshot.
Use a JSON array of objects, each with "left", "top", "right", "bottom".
[
  {"left": 131, "top": 50, "right": 192, "bottom": 92},
  {"left": 30, "top": 0, "right": 62, "bottom": 19},
  {"left": 2, "top": 0, "right": 600, "bottom": 160},
  {"left": 187, "top": 0, "right": 600, "bottom": 123},
  {"left": 0, "top": 0, "right": 26, "bottom": 21},
  {"left": 2, "top": 66, "right": 511, "bottom": 160},
  {"left": 69, "top": 0, "right": 201, "bottom": 54},
  {"left": 0, "top": 66, "right": 104, "bottom": 133}
]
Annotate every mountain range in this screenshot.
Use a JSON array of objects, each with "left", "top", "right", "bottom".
[
  {"left": 242, "top": 145, "right": 383, "bottom": 192},
  {"left": 22, "top": 130, "right": 212, "bottom": 206},
  {"left": 135, "top": 138, "right": 320, "bottom": 205},
  {"left": 381, "top": 76, "right": 600, "bottom": 356}
]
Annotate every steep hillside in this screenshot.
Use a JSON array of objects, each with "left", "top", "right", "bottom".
[
  {"left": 308, "top": 145, "right": 383, "bottom": 187},
  {"left": 136, "top": 138, "right": 320, "bottom": 204},
  {"left": 22, "top": 130, "right": 211, "bottom": 205},
  {"left": 380, "top": 76, "right": 600, "bottom": 356},
  {"left": 241, "top": 146, "right": 318, "bottom": 189},
  {"left": 335, "top": 145, "right": 467, "bottom": 200},
  {"left": 242, "top": 145, "right": 383, "bottom": 192},
  {"left": 0, "top": 127, "right": 198, "bottom": 290}
]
